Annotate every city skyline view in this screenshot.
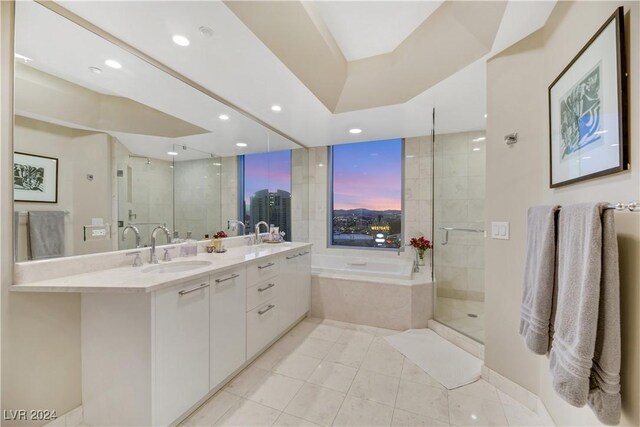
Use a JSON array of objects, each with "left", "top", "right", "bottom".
[
  {"left": 243, "top": 150, "right": 291, "bottom": 205},
  {"left": 243, "top": 150, "right": 292, "bottom": 240},
  {"left": 331, "top": 139, "right": 403, "bottom": 249}
]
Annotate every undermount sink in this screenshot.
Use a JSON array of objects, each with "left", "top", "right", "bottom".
[{"left": 142, "top": 260, "right": 212, "bottom": 274}]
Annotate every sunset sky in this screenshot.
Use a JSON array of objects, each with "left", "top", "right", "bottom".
[
  {"left": 332, "top": 138, "right": 402, "bottom": 211},
  {"left": 243, "top": 139, "right": 402, "bottom": 212},
  {"left": 243, "top": 150, "right": 292, "bottom": 204}
]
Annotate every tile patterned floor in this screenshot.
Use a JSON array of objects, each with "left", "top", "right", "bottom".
[
  {"left": 181, "top": 317, "right": 554, "bottom": 427},
  {"left": 434, "top": 297, "right": 485, "bottom": 343}
]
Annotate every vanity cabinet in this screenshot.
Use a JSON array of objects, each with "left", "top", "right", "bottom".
[
  {"left": 154, "top": 277, "right": 211, "bottom": 426},
  {"left": 210, "top": 267, "right": 246, "bottom": 388},
  {"left": 78, "top": 245, "right": 311, "bottom": 427}
]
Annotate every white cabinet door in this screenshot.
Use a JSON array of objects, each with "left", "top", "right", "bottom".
[
  {"left": 296, "top": 250, "right": 311, "bottom": 318},
  {"left": 278, "top": 252, "right": 300, "bottom": 332},
  {"left": 154, "top": 277, "right": 210, "bottom": 426},
  {"left": 210, "top": 268, "right": 247, "bottom": 388}
]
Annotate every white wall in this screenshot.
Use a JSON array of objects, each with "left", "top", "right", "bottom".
[{"left": 485, "top": 1, "right": 639, "bottom": 425}]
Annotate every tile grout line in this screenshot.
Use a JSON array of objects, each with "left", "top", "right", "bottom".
[{"left": 327, "top": 326, "right": 376, "bottom": 426}]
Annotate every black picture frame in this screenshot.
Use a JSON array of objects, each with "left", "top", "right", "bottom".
[
  {"left": 548, "top": 7, "right": 628, "bottom": 188},
  {"left": 13, "top": 152, "right": 59, "bottom": 203}
]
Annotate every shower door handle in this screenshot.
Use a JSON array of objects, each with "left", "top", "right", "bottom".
[{"left": 439, "top": 227, "right": 485, "bottom": 245}]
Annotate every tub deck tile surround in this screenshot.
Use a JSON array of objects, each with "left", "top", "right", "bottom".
[
  {"left": 311, "top": 272, "right": 433, "bottom": 330},
  {"left": 179, "top": 317, "right": 554, "bottom": 427}
]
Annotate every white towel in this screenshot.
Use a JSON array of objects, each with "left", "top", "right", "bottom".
[
  {"left": 520, "top": 205, "right": 559, "bottom": 354},
  {"left": 549, "top": 202, "right": 621, "bottom": 425}
]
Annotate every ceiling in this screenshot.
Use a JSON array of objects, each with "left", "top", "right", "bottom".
[
  {"left": 39, "top": 0, "right": 556, "bottom": 149},
  {"left": 314, "top": 1, "right": 444, "bottom": 62},
  {"left": 15, "top": 0, "right": 300, "bottom": 161}
]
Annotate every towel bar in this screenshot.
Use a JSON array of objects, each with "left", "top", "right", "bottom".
[{"left": 558, "top": 201, "right": 639, "bottom": 212}]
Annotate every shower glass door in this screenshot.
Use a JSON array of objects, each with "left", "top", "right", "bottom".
[{"left": 432, "top": 130, "right": 486, "bottom": 343}]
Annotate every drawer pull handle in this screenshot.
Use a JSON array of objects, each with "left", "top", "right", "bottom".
[
  {"left": 258, "top": 283, "right": 275, "bottom": 292},
  {"left": 286, "top": 254, "right": 299, "bottom": 259},
  {"left": 298, "top": 251, "right": 310, "bottom": 256},
  {"left": 258, "top": 262, "right": 275, "bottom": 270},
  {"left": 178, "top": 283, "right": 209, "bottom": 295},
  {"left": 215, "top": 273, "right": 240, "bottom": 284},
  {"left": 258, "top": 304, "right": 275, "bottom": 315}
]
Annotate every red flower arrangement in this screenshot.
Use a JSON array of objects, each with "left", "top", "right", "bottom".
[
  {"left": 409, "top": 236, "right": 432, "bottom": 251},
  {"left": 409, "top": 236, "right": 432, "bottom": 264},
  {"left": 213, "top": 231, "right": 228, "bottom": 239}
]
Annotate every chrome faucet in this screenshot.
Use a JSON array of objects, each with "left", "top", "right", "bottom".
[
  {"left": 122, "top": 224, "right": 141, "bottom": 248},
  {"left": 228, "top": 219, "right": 246, "bottom": 236},
  {"left": 254, "top": 221, "right": 269, "bottom": 244},
  {"left": 150, "top": 225, "right": 171, "bottom": 264}
]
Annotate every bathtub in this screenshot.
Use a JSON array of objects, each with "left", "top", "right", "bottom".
[
  {"left": 312, "top": 254, "right": 414, "bottom": 280},
  {"left": 310, "top": 253, "right": 433, "bottom": 330}
]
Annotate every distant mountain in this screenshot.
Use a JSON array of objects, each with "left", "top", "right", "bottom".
[{"left": 333, "top": 208, "right": 401, "bottom": 216}]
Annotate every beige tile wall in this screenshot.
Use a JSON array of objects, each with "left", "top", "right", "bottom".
[{"left": 433, "top": 130, "right": 486, "bottom": 301}]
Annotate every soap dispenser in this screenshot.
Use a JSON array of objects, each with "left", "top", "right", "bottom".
[{"left": 181, "top": 231, "right": 198, "bottom": 257}]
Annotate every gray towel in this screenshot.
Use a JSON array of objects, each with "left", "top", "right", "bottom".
[
  {"left": 28, "top": 211, "right": 65, "bottom": 260},
  {"left": 520, "top": 205, "right": 559, "bottom": 354},
  {"left": 587, "top": 207, "right": 621, "bottom": 425},
  {"left": 549, "top": 203, "right": 621, "bottom": 425}
]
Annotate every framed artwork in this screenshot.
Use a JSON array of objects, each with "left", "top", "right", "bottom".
[
  {"left": 14, "top": 152, "right": 59, "bottom": 203},
  {"left": 549, "top": 7, "right": 628, "bottom": 188}
]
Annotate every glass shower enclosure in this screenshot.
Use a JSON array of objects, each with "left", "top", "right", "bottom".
[{"left": 432, "top": 129, "right": 487, "bottom": 343}]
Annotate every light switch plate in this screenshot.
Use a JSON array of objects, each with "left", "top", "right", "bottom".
[{"left": 491, "top": 221, "right": 510, "bottom": 240}]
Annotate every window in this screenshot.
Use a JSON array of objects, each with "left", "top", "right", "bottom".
[
  {"left": 330, "top": 139, "right": 403, "bottom": 249},
  {"left": 240, "top": 150, "right": 292, "bottom": 240}
]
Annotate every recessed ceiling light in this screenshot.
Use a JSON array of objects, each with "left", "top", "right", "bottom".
[
  {"left": 199, "top": 26, "right": 214, "bottom": 37},
  {"left": 172, "top": 35, "right": 190, "bottom": 47},
  {"left": 104, "top": 59, "right": 122, "bottom": 69},
  {"left": 473, "top": 147, "right": 481, "bottom": 152},
  {"left": 218, "top": 114, "right": 230, "bottom": 121},
  {"left": 484, "top": 114, "right": 488, "bottom": 118},
  {"left": 472, "top": 137, "right": 486, "bottom": 142},
  {"left": 167, "top": 151, "right": 178, "bottom": 156},
  {"left": 318, "top": 163, "right": 324, "bottom": 167},
  {"left": 271, "top": 104, "right": 282, "bottom": 112},
  {"left": 349, "top": 128, "right": 362, "bottom": 134},
  {"left": 15, "top": 53, "right": 32, "bottom": 63},
  {"left": 236, "top": 142, "right": 247, "bottom": 147}
]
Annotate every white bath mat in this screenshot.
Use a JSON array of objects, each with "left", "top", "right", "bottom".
[{"left": 385, "top": 329, "right": 482, "bottom": 389}]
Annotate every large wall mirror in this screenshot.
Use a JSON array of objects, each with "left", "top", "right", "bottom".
[{"left": 13, "top": 0, "right": 307, "bottom": 262}]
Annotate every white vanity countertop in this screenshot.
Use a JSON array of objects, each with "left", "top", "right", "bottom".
[{"left": 11, "top": 242, "right": 312, "bottom": 294}]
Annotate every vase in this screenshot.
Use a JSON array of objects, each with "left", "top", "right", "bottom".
[{"left": 416, "top": 249, "right": 426, "bottom": 267}]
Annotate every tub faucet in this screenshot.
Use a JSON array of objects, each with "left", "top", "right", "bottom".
[
  {"left": 150, "top": 225, "right": 171, "bottom": 264},
  {"left": 228, "top": 219, "right": 246, "bottom": 236},
  {"left": 255, "top": 221, "right": 269, "bottom": 244},
  {"left": 122, "top": 224, "right": 141, "bottom": 248}
]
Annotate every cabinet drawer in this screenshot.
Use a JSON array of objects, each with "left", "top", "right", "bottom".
[
  {"left": 247, "top": 277, "right": 279, "bottom": 312},
  {"left": 246, "top": 257, "right": 280, "bottom": 287},
  {"left": 246, "top": 298, "right": 280, "bottom": 359}
]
